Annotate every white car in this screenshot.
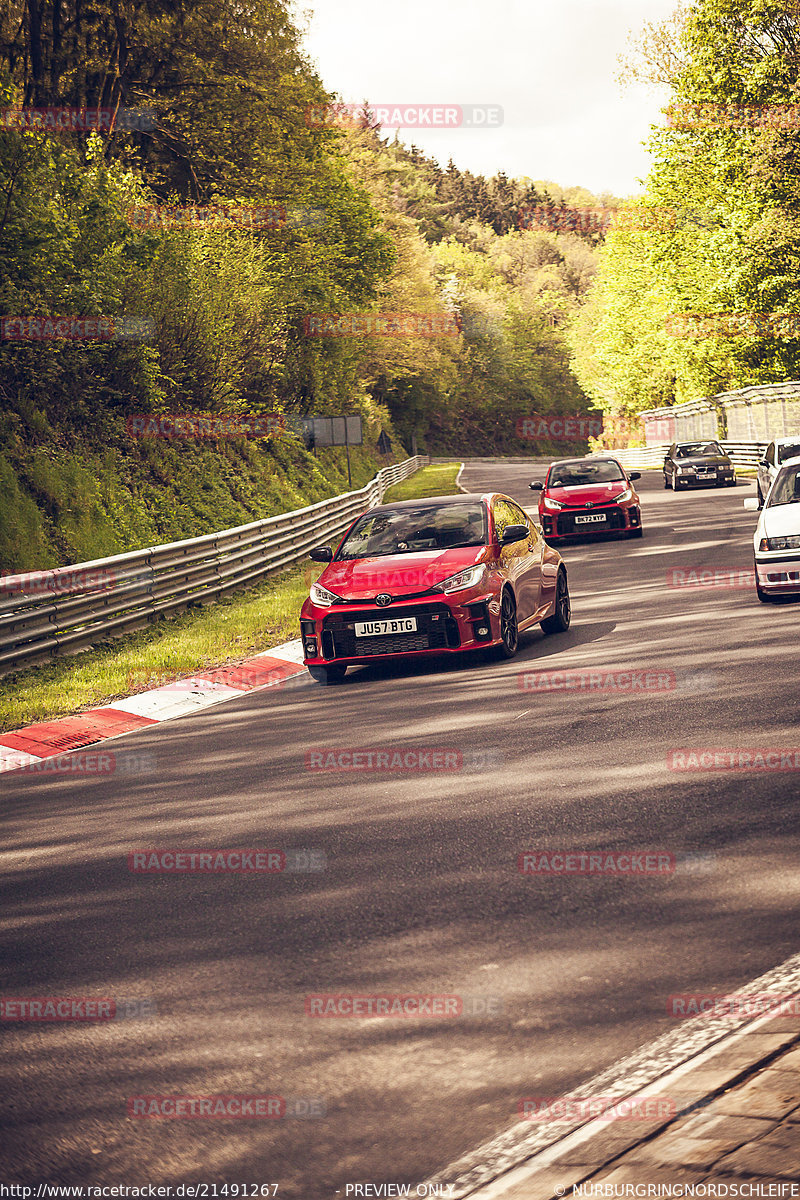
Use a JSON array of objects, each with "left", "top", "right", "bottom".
[
  {"left": 756, "top": 437, "right": 800, "bottom": 507},
  {"left": 744, "top": 456, "right": 800, "bottom": 602}
]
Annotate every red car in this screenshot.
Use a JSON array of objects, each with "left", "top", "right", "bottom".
[
  {"left": 530, "top": 457, "right": 642, "bottom": 542},
  {"left": 299, "top": 493, "right": 571, "bottom": 684}
]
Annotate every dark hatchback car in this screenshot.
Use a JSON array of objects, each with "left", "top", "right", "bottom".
[{"left": 663, "top": 441, "right": 736, "bottom": 490}]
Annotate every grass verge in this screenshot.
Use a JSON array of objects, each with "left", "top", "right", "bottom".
[
  {"left": 0, "top": 560, "right": 318, "bottom": 733},
  {"left": 381, "top": 462, "right": 462, "bottom": 502},
  {"left": 0, "top": 460, "right": 463, "bottom": 733}
]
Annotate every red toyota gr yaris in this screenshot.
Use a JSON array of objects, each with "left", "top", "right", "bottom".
[
  {"left": 300, "top": 493, "right": 571, "bottom": 684},
  {"left": 530, "top": 457, "right": 642, "bottom": 543}
]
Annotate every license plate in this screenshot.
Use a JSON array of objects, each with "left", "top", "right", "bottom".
[
  {"left": 575, "top": 513, "right": 607, "bottom": 525},
  {"left": 354, "top": 618, "right": 418, "bottom": 637}
]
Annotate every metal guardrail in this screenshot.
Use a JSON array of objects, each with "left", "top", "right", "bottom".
[
  {"left": 602, "top": 441, "right": 766, "bottom": 470},
  {"left": 641, "top": 382, "right": 800, "bottom": 444},
  {"left": 0, "top": 455, "right": 428, "bottom": 678}
]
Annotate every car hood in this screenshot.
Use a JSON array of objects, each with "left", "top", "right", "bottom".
[
  {"left": 546, "top": 481, "right": 630, "bottom": 506},
  {"left": 320, "top": 546, "right": 489, "bottom": 598},
  {"left": 674, "top": 455, "right": 730, "bottom": 466},
  {"left": 759, "top": 504, "right": 800, "bottom": 538}
]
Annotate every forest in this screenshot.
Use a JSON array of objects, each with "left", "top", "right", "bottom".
[{"left": 1, "top": 0, "right": 796, "bottom": 569}]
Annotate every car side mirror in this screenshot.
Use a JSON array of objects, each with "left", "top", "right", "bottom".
[
  {"left": 758, "top": 458, "right": 769, "bottom": 467},
  {"left": 529, "top": 482, "right": 543, "bottom": 491},
  {"left": 501, "top": 523, "right": 529, "bottom": 545},
  {"left": 309, "top": 546, "right": 333, "bottom": 562},
  {"left": 743, "top": 498, "right": 759, "bottom": 511},
  {"left": 628, "top": 471, "right": 641, "bottom": 481}
]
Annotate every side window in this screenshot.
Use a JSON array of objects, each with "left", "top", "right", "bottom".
[
  {"left": 766, "top": 443, "right": 775, "bottom": 466},
  {"left": 509, "top": 501, "right": 535, "bottom": 541},
  {"left": 492, "top": 499, "right": 515, "bottom": 542}
]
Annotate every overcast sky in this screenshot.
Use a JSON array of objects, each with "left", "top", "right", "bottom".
[{"left": 298, "top": 0, "right": 678, "bottom": 198}]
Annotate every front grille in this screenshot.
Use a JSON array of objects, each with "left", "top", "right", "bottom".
[
  {"left": 558, "top": 506, "right": 625, "bottom": 535},
  {"left": 322, "top": 603, "right": 460, "bottom": 659}
]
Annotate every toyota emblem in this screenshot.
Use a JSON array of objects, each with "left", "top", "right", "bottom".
[{"left": 375, "top": 593, "right": 392, "bottom": 606}]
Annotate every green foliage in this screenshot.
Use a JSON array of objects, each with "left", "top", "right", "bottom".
[{"left": 571, "top": 0, "right": 800, "bottom": 432}]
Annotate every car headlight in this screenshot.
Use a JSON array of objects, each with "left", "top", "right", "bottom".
[
  {"left": 760, "top": 535, "right": 800, "bottom": 552},
  {"left": 430, "top": 565, "right": 487, "bottom": 594},
  {"left": 678, "top": 465, "right": 696, "bottom": 473},
  {"left": 309, "top": 582, "right": 344, "bottom": 607},
  {"left": 612, "top": 487, "right": 633, "bottom": 503},
  {"left": 543, "top": 496, "right": 563, "bottom": 511}
]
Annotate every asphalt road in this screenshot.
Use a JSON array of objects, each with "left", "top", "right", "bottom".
[{"left": 2, "top": 463, "right": 800, "bottom": 1196}]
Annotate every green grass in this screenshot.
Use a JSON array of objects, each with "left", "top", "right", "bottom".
[
  {"left": 0, "top": 460, "right": 464, "bottom": 733},
  {"left": 0, "top": 560, "right": 320, "bottom": 733},
  {"left": 381, "top": 462, "right": 462, "bottom": 502}
]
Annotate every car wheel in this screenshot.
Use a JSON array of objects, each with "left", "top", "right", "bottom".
[
  {"left": 540, "top": 570, "right": 571, "bottom": 635},
  {"left": 307, "top": 664, "right": 347, "bottom": 685},
  {"left": 627, "top": 526, "right": 643, "bottom": 538},
  {"left": 727, "top": 477, "right": 737, "bottom": 487},
  {"left": 663, "top": 473, "right": 670, "bottom": 489},
  {"left": 496, "top": 589, "right": 519, "bottom": 657},
  {"left": 671, "top": 474, "right": 682, "bottom": 491}
]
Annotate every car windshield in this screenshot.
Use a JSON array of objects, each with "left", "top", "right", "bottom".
[
  {"left": 676, "top": 442, "right": 723, "bottom": 457},
  {"left": 777, "top": 443, "right": 800, "bottom": 464},
  {"left": 766, "top": 466, "right": 800, "bottom": 508},
  {"left": 336, "top": 503, "right": 488, "bottom": 558},
  {"left": 548, "top": 461, "right": 625, "bottom": 487}
]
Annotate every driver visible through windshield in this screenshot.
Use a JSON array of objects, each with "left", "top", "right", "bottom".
[
  {"left": 337, "top": 503, "right": 488, "bottom": 559},
  {"left": 549, "top": 461, "right": 625, "bottom": 488}
]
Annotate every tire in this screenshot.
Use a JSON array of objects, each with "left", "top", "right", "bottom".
[
  {"left": 727, "top": 477, "right": 737, "bottom": 487},
  {"left": 540, "top": 570, "right": 571, "bottom": 635},
  {"left": 628, "top": 526, "right": 643, "bottom": 538},
  {"left": 495, "top": 589, "right": 519, "bottom": 658},
  {"left": 671, "top": 474, "right": 682, "bottom": 491},
  {"left": 663, "top": 473, "right": 670, "bottom": 489},
  {"left": 307, "top": 663, "right": 347, "bottom": 685}
]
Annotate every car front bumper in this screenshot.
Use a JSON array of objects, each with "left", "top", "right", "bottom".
[
  {"left": 755, "top": 553, "right": 800, "bottom": 595},
  {"left": 299, "top": 591, "right": 499, "bottom": 666},
  {"left": 675, "top": 467, "right": 735, "bottom": 486},
  {"left": 541, "top": 503, "right": 640, "bottom": 539}
]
